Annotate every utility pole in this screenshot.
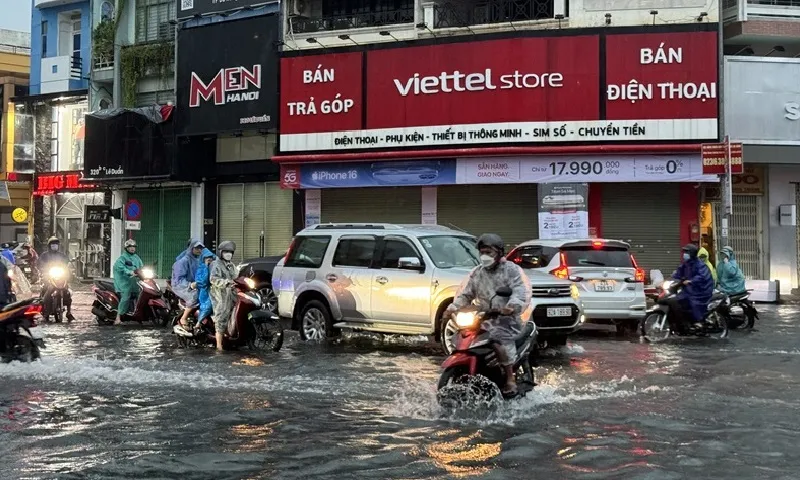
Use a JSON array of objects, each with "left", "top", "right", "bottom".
[{"left": 717, "top": 6, "right": 731, "bottom": 250}]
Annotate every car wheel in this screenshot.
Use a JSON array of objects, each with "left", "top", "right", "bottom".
[
  {"left": 615, "top": 320, "right": 637, "bottom": 337},
  {"left": 299, "top": 300, "right": 335, "bottom": 341},
  {"left": 549, "top": 335, "right": 568, "bottom": 347},
  {"left": 439, "top": 315, "right": 459, "bottom": 354}
]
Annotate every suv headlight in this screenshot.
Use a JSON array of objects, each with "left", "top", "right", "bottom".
[{"left": 455, "top": 312, "right": 477, "bottom": 328}]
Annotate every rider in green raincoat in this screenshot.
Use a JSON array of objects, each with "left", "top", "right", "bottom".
[{"left": 114, "top": 239, "right": 144, "bottom": 324}]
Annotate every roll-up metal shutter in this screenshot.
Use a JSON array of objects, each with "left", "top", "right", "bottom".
[
  {"left": 437, "top": 184, "right": 538, "bottom": 249},
  {"left": 218, "top": 184, "right": 245, "bottom": 263},
  {"left": 264, "top": 183, "right": 294, "bottom": 256},
  {"left": 715, "top": 195, "right": 761, "bottom": 279},
  {"left": 321, "top": 187, "right": 421, "bottom": 224},
  {"left": 243, "top": 183, "right": 266, "bottom": 260},
  {"left": 602, "top": 183, "right": 681, "bottom": 275}
]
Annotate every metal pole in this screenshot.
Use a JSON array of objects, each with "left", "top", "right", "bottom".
[
  {"left": 717, "top": 8, "right": 730, "bottom": 251},
  {"left": 720, "top": 135, "right": 732, "bottom": 248}
]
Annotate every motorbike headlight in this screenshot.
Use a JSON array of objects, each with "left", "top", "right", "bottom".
[
  {"left": 140, "top": 268, "right": 154, "bottom": 280},
  {"left": 455, "top": 312, "right": 477, "bottom": 328},
  {"left": 570, "top": 283, "right": 580, "bottom": 299},
  {"left": 661, "top": 280, "right": 674, "bottom": 291},
  {"left": 49, "top": 266, "right": 66, "bottom": 280},
  {"left": 244, "top": 278, "right": 256, "bottom": 290}
]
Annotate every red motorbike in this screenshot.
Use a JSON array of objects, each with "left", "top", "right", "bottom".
[
  {"left": 172, "top": 276, "right": 283, "bottom": 352},
  {"left": 91, "top": 266, "right": 171, "bottom": 326}
]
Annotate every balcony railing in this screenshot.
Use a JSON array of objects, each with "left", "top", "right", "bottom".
[
  {"left": 724, "top": 0, "right": 800, "bottom": 21},
  {"left": 70, "top": 56, "right": 82, "bottom": 79},
  {"left": 434, "top": 0, "right": 555, "bottom": 28},
  {"left": 0, "top": 43, "right": 31, "bottom": 55},
  {"left": 291, "top": 7, "right": 415, "bottom": 33}
]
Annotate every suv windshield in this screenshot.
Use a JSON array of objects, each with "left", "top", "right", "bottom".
[
  {"left": 419, "top": 235, "right": 479, "bottom": 269},
  {"left": 563, "top": 246, "right": 633, "bottom": 268}
]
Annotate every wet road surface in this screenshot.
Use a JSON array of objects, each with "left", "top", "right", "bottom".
[{"left": 2, "top": 289, "right": 800, "bottom": 479}]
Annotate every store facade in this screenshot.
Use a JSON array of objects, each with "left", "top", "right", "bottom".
[
  {"left": 276, "top": 25, "right": 720, "bottom": 276},
  {"left": 83, "top": 105, "right": 202, "bottom": 279},
  {"left": 175, "top": 12, "right": 296, "bottom": 263},
  {"left": 724, "top": 56, "right": 800, "bottom": 290}
]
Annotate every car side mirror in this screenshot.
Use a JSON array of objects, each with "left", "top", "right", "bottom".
[
  {"left": 495, "top": 286, "right": 513, "bottom": 297},
  {"left": 398, "top": 257, "right": 422, "bottom": 270}
]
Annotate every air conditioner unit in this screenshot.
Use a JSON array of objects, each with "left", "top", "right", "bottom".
[{"left": 290, "top": 0, "right": 311, "bottom": 17}]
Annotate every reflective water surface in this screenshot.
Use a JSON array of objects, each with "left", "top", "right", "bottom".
[{"left": 2, "top": 291, "right": 800, "bottom": 479}]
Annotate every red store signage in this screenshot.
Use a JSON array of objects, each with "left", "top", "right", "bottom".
[
  {"left": 279, "top": 30, "right": 718, "bottom": 153},
  {"left": 34, "top": 171, "right": 96, "bottom": 196}
]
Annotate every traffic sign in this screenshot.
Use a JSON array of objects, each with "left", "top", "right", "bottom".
[
  {"left": 125, "top": 221, "right": 141, "bottom": 230},
  {"left": 701, "top": 142, "right": 743, "bottom": 175},
  {"left": 125, "top": 199, "right": 142, "bottom": 221}
]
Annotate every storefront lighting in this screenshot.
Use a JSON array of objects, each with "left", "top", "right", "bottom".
[
  {"left": 649, "top": 10, "right": 658, "bottom": 25},
  {"left": 338, "top": 34, "right": 359, "bottom": 46},
  {"left": 696, "top": 11, "right": 708, "bottom": 22},
  {"left": 554, "top": 14, "right": 564, "bottom": 29},
  {"left": 415, "top": 22, "right": 437, "bottom": 37},
  {"left": 766, "top": 46, "right": 786, "bottom": 57},
  {"left": 733, "top": 46, "right": 754, "bottom": 56},
  {"left": 379, "top": 31, "right": 400, "bottom": 42},
  {"left": 604, "top": 13, "right": 612, "bottom": 25},
  {"left": 274, "top": 40, "right": 296, "bottom": 51}
]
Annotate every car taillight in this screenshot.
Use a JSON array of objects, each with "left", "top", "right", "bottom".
[
  {"left": 549, "top": 252, "right": 569, "bottom": 279},
  {"left": 592, "top": 240, "right": 604, "bottom": 248},
  {"left": 630, "top": 254, "right": 645, "bottom": 282}
]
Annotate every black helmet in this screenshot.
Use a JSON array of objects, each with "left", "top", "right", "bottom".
[
  {"left": 477, "top": 233, "right": 505, "bottom": 255},
  {"left": 682, "top": 244, "right": 699, "bottom": 258}
]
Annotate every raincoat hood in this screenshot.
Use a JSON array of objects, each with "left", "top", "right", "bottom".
[
  {"left": 721, "top": 246, "right": 736, "bottom": 260},
  {"left": 176, "top": 238, "right": 203, "bottom": 260},
  {"left": 698, "top": 247, "right": 710, "bottom": 259},
  {"left": 200, "top": 248, "right": 215, "bottom": 261}
]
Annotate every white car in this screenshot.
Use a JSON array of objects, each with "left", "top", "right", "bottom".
[{"left": 507, "top": 238, "right": 647, "bottom": 335}]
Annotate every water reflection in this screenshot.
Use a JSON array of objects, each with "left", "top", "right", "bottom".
[
  {"left": 224, "top": 422, "right": 279, "bottom": 453},
  {"left": 557, "top": 421, "right": 655, "bottom": 474},
  {"left": 424, "top": 430, "right": 501, "bottom": 477}
]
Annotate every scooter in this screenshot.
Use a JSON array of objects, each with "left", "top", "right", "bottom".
[
  {"left": 41, "top": 263, "right": 73, "bottom": 323},
  {"left": 437, "top": 287, "right": 538, "bottom": 404},
  {"left": 0, "top": 298, "right": 45, "bottom": 363},
  {"left": 640, "top": 280, "right": 728, "bottom": 341},
  {"left": 172, "top": 276, "right": 283, "bottom": 352},
  {"left": 717, "top": 290, "right": 758, "bottom": 329},
  {"left": 91, "top": 266, "right": 171, "bottom": 326}
]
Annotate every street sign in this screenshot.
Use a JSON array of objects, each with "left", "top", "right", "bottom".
[
  {"left": 701, "top": 142, "right": 743, "bottom": 175},
  {"left": 11, "top": 208, "right": 28, "bottom": 223},
  {"left": 125, "top": 220, "right": 141, "bottom": 230},
  {"left": 125, "top": 199, "right": 142, "bottom": 221},
  {"left": 86, "top": 205, "right": 111, "bottom": 223}
]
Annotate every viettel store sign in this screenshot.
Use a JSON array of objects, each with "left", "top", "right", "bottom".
[{"left": 279, "top": 28, "right": 719, "bottom": 153}]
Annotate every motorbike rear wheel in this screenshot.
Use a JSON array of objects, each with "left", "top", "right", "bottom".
[
  {"left": 251, "top": 319, "right": 284, "bottom": 352},
  {"left": 2, "top": 336, "right": 41, "bottom": 363},
  {"left": 641, "top": 312, "right": 671, "bottom": 342},
  {"left": 703, "top": 311, "right": 729, "bottom": 339}
]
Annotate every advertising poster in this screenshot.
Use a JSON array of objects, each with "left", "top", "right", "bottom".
[
  {"left": 281, "top": 160, "right": 457, "bottom": 189},
  {"left": 538, "top": 183, "right": 589, "bottom": 240},
  {"left": 421, "top": 187, "right": 437, "bottom": 225},
  {"left": 304, "top": 189, "right": 321, "bottom": 227}
]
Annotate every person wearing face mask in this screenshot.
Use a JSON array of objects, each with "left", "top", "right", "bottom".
[
  {"left": 717, "top": 246, "right": 746, "bottom": 295},
  {"left": 113, "top": 239, "right": 144, "bottom": 324},
  {"left": 445, "top": 233, "right": 532, "bottom": 397},
  {"left": 209, "top": 241, "right": 238, "bottom": 351},
  {"left": 37, "top": 236, "right": 74, "bottom": 322},
  {"left": 172, "top": 240, "right": 205, "bottom": 329},
  {"left": 670, "top": 244, "right": 714, "bottom": 331}
]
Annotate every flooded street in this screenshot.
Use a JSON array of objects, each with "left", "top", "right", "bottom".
[{"left": 2, "top": 290, "right": 800, "bottom": 479}]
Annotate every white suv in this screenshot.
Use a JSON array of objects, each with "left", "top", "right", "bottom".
[
  {"left": 272, "top": 223, "right": 583, "bottom": 351},
  {"left": 507, "top": 239, "right": 646, "bottom": 335}
]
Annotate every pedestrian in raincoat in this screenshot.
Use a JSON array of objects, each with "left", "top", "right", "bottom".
[
  {"left": 445, "top": 233, "right": 532, "bottom": 396},
  {"left": 113, "top": 239, "right": 143, "bottom": 324},
  {"left": 718, "top": 246, "right": 747, "bottom": 295},
  {"left": 195, "top": 248, "right": 215, "bottom": 330},
  {"left": 698, "top": 247, "right": 718, "bottom": 285},
  {"left": 172, "top": 239, "right": 204, "bottom": 329},
  {"left": 210, "top": 241, "right": 238, "bottom": 351},
  {"left": 671, "top": 244, "right": 714, "bottom": 329}
]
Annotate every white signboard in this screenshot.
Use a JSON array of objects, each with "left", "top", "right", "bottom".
[
  {"left": 456, "top": 155, "right": 718, "bottom": 184},
  {"left": 421, "top": 187, "right": 437, "bottom": 225},
  {"left": 125, "top": 221, "right": 141, "bottom": 230},
  {"left": 305, "top": 189, "right": 321, "bottom": 227},
  {"left": 538, "top": 183, "right": 589, "bottom": 240}
]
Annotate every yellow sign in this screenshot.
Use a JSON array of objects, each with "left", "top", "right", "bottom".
[{"left": 11, "top": 207, "right": 28, "bottom": 223}]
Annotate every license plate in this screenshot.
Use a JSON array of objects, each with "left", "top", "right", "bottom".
[
  {"left": 27, "top": 326, "right": 44, "bottom": 340},
  {"left": 547, "top": 307, "right": 572, "bottom": 317},
  {"left": 594, "top": 281, "right": 615, "bottom": 292},
  {"left": 23, "top": 268, "right": 31, "bottom": 272}
]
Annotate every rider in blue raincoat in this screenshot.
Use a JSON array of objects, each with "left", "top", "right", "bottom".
[
  {"left": 172, "top": 239, "right": 204, "bottom": 328},
  {"left": 194, "top": 248, "right": 215, "bottom": 329},
  {"left": 672, "top": 244, "right": 714, "bottom": 329},
  {"left": 717, "top": 246, "right": 747, "bottom": 295}
]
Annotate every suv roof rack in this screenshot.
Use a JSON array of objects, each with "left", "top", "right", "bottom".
[{"left": 312, "top": 223, "right": 388, "bottom": 230}]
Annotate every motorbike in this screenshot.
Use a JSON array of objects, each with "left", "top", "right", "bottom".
[
  {"left": 16, "top": 258, "right": 39, "bottom": 286},
  {"left": 41, "top": 263, "right": 72, "bottom": 323},
  {"left": 717, "top": 290, "right": 758, "bottom": 330},
  {"left": 437, "top": 287, "right": 538, "bottom": 404},
  {"left": 640, "top": 280, "right": 728, "bottom": 341},
  {"left": 0, "top": 298, "right": 45, "bottom": 363},
  {"left": 91, "top": 266, "right": 171, "bottom": 327},
  {"left": 163, "top": 280, "right": 183, "bottom": 320},
  {"left": 172, "top": 276, "right": 283, "bottom": 352}
]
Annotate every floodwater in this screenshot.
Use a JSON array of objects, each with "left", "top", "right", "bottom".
[{"left": 2, "top": 290, "right": 800, "bottom": 479}]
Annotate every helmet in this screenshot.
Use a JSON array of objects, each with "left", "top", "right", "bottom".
[
  {"left": 124, "top": 239, "right": 137, "bottom": 248},
  {"left": 681, "top": 244, "right": 699, "bottom": 258},
  {"left": 477, "top": 233, "right": 504, "bottom": 255},
  {"left": 47, "top": 236, "right": 60, "bottom": 245},
  {"left": 218, "top": 240, "right": 236, "bottom": 252}
]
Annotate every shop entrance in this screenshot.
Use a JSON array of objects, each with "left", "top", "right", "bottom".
[{"left": 128, "top": 188, "right": 192, "bottom": 278}]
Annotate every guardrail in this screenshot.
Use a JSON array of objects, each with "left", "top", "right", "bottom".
[{"left": 0, "top": 43, "right": 32, "bottom": 55}]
